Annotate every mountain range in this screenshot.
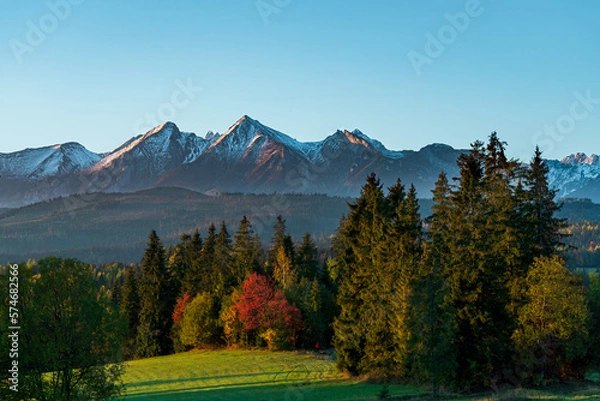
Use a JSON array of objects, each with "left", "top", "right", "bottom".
[{"left": 1, "top": 115, "right": 600, "bottom": 208}]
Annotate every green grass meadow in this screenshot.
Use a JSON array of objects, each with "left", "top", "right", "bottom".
[
  {"left": 122, "top": 349, "right": 423, "bottom": 400},
  {"left": 122, "top": 349, "right": 600, "bottom": 401}
]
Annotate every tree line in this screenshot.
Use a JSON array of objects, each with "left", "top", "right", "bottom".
[
  {"left": 331, "top": 133, "right": 599, "bottom": 392},
  {"left": 564, "top": 221, "right": 600, "bottom": 269},
  {"left": 112, "top": 215, "right": 336, "bottom": 360}
]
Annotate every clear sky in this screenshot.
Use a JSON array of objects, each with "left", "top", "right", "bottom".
[{"left": 1, "top": 0, "right": 599, "bottom": 161}]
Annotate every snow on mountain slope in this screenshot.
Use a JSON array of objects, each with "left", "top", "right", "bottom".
[
  {"left": 2, "top": 115, "right": 600, "bottom": 208},
  {"left": 206, "top": 115, "right": 321, "bottom": 162},
  {"left": 0, "top": 142, "right": 100, "bottom": 180},
  {"left": 315, "top": 129, "right": 404, "bottom": 164},
  {"left": 348, "top": 129, "right": 404, "bottom": 160},
  {"left": 88, "top": 122, "right": 209, "bottom": 174},
  {"left": 561, "top": 153, "right": 600, "bottom": 166},
  {"left": 547, "top": 155, "right": 600, "bottom": 198}
]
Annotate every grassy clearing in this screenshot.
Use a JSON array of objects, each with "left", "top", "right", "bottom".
[
  {"left": 122, "top": 349, "right": 600, "bottom": 401},
  {"left": 122, "top": 349, "right": 423, "bottom": 400}
]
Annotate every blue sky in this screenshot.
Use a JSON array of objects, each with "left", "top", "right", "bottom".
[{"left": 1, "top": 0, "right": 599, "bottom": 160}]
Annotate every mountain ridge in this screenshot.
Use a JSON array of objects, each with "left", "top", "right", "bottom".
[{"left": 0, "top": 115, "right": 599, "bottom": 207}]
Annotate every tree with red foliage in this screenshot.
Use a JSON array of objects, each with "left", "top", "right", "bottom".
[
  {"left": 172, "top": 292, "right": 193, "bottom": 325},
  {"left": 235, "top": 273, "right": 302, "bottom": 349},
  {"left": 172, "top": 291, "right": 193, "bottom": 352}
]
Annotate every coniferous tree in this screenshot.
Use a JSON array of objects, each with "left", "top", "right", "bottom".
[
  {"left": 168, "top": 233, "right": 191, "bottom": 295},
  {"left": 183, "top": 224, "right": 216, "bottom": 296},
  {"left": 120, "top": 265, "right": 140, "bottom": 359},
  {"left": 445, "top": 139, "right": 515, "bottom": 389},
  {"left": 231, "top": 216, "right": 263, "bottom": 288},
  {"left": 214, "top": 221, "right": 233, "bottom": 296},
  {"left": 508, "top": 146, "right": 569, "bottom": 380},
  {"left": 522, "top": 146, "right": 568, "bottom": 258},
  {"left": 111, "top": 280, "right": 122, "bottom": 307},
  {"left": 136, "top": 230, "right": 174, "bottom": 357},
  {"left": 306, "top": 278, "right": 335, "bottom": 347},
  {"left": 386, "top": 182, "right": 423, "bottom": 376},
  {"left": 172, "top": 230, "right": 203, "bottom": 296},
  {"left": 333, "top": 173, "right": 388, "bottom": 375},
  {"left": 410, "top": 172, "right": 456, "bottom": 396},
  {"left": 330, "top": 134, "right": 580, "bottom": 389},
  {"left": 295, "top": 232, "right": 320, "bottom": 281}
]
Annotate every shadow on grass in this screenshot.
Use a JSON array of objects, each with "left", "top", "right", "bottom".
[
  {"left": 125, "top": 379, "right": 423, "bottom": 401},
  {"left": 127, "top": 364, "right": 335, "bottom": 390}
]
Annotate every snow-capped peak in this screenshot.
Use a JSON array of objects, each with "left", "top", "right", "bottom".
[
  {"left": 208, "top": 115, "right": 319, "bottom": 161},
  {"left": 323, "top": 128, "right": 403, "bottom": 160},
  {"left": 561, "top": 152, "right": 600, "bottom": 166},
  {"left": 0, "top": 142, "right": 100, "bottom": 180},
  {"left": 142, "top": 121, "right": 178, "bottom": 138},
  {"left": 87, "top": 122, "right": 208, "bottom": 173}
]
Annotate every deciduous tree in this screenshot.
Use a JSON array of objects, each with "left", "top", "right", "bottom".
[
  {"left": 2, "top": 258, "right": 125, "bottom": 401},
  {"left": 513, "top": 256, "right": 590, "bottom": 383}
]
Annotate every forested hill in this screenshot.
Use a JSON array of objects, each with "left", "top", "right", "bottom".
[
  {"left": 0, "top": 188, "right": 351, "bottom": 264},
  {"left": 0, "top": 187, "right": 597, "bottom": 265}
]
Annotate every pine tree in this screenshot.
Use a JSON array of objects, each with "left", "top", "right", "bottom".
[
  {"left": 445, "top": 139, "right": 515, "bottom": 389},
  {"left": 214, "top": 221, "right": 232, "bottom": 296},
  {"left": 522, "top": 146, "right": 568, "bottom": 258},
  {"left": 410, "top": 172, "right": 456, "bottom": 396},
  {"left": 385, "top": 183, "right": 423, "bottom": 376},
  {"left": 333, "top": 173, "right": 388, "bottom": 375},
  {"left": 231, "top": 216, "right": 263, "bottom": 288},
  {"left": 168, "top": 233, "right": 193, "bottom": 296},
  {"left": 136, "top": 230, "right": 174, "bottom": 357},
  {"left": 183, "top": 224, "right": 215, "bottom": 296},
  {"left": 295, "top": 232, "right": 319, "bottom": 281},
  {"left": 120, "top": 265, "right": 140, "bottom": 359}
]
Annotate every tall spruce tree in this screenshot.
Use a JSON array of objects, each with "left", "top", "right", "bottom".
[
  {"left": 176, "top": 229, "right": 203, "bottom": 295},
  {"left": 386, "top": 183, "right": 422, "bottom": 376},
  {"left": 214, "top": 221, "right": 233, "bottom": 296},
  {"left": 295, "top": 232, "right": 320, "bottom": 281},
  {"left": 120, "top": 265, "right": 140, "bottom": 359},
  {"left": 445, "top": 139, "right": 515, "bottom": 389},
  {"left": 523, "top": 146, "right": 567, "bottom": 257},
  {"left": 168, "top": 233, "right": 192, "bottom": 296},
  {"left": 333, "top": 173, "right": 388, "bottom": 375},
  {"left": 410, "top": 172, "right": 456, "bottom": 395},
  {"left": 183, "top": 224, "right": 216, "bottom": 296},
  {"left": 231, "top": 216, "right": 263, "bottom": 288},
  {"left": 136, "top": 230, "right": 174, "bottom": 357}
]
